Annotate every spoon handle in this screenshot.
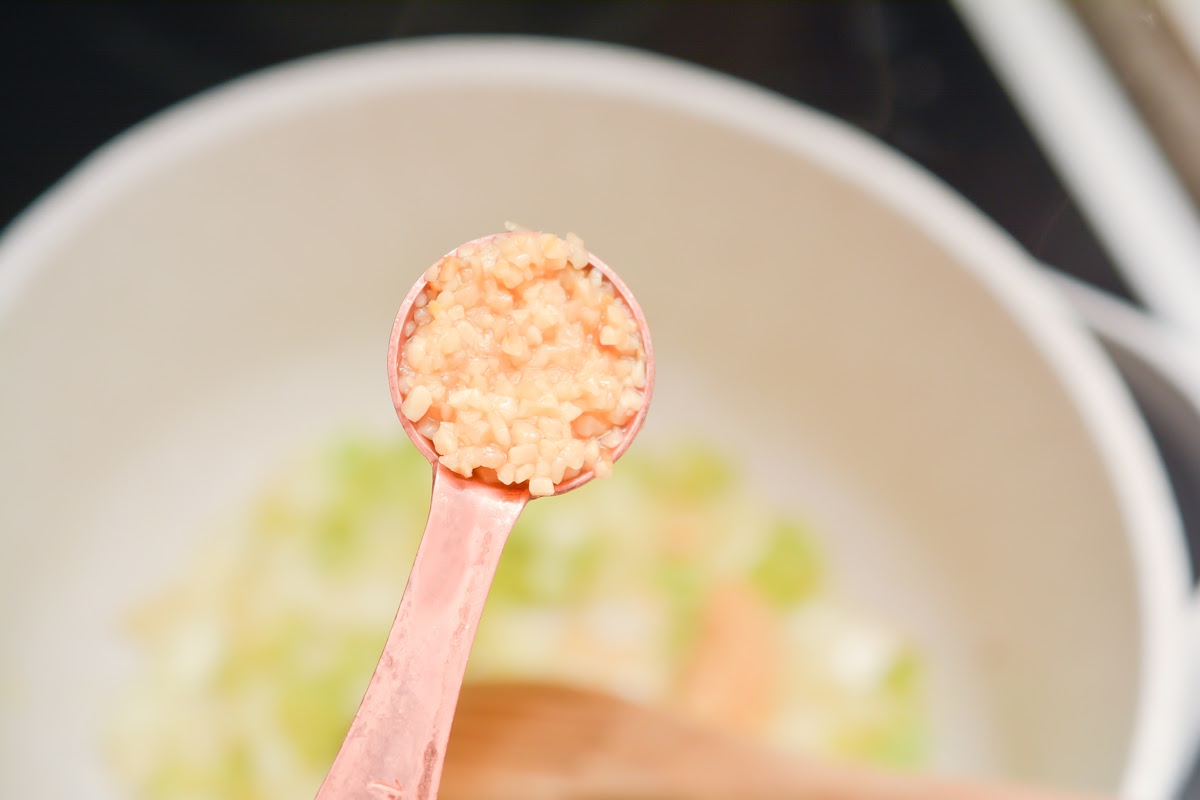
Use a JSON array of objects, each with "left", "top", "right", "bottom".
[{"left": 315, "top": 466, "right": 527, "bottom": 800}]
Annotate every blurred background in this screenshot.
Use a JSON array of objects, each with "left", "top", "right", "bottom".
[
  {"left": 0, "top": 3, "right": 1135, "bottom": 294},
  {"left": 4, "top": 2, "right": 1200, "bottom": 797}
]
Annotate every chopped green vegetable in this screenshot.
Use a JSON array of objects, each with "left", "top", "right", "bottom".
[
  {"left": 751, "top": 519, "right": 824, "bottom": 608},
  {"left": 109, "top": 433, "right": 926, "bottom": 799}
]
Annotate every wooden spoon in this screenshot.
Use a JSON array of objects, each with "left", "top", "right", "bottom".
[{"left": 440, "top": 682, "right": 1111, "bottom": 800}]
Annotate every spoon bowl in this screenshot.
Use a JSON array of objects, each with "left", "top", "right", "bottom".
[{"left": 386, "top": 232, "right": 656, "bottom": 496}]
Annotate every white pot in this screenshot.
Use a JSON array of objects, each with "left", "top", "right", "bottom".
[{"left": 1, "top": 38, "right": 1197, "bottom": 799}]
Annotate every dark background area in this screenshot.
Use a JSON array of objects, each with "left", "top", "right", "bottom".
[
  {"left": 0, "top": 2, "right": 1133, "bottom": 298},
  {"left": 3, "top": 1, "right": 1198, "bottom": 794}
]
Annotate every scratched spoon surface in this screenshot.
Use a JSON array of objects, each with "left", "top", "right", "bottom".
[{"left": 313, "top": 233, "right": 655, "bottom": 800}]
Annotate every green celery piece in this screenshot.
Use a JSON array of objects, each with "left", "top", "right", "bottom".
[
  {"left": 488, "top": 530, "right": 538, "bottom": 604},
  {"left": 276, "top": 627, "right": 383, "bottom": 768},
  {"left": 600, "top": 439, "right": 735, "bottom": 505},
  {"left": 656, "top": 560, "right": 707, "bottom": 658},
  {"left": 873, "top": 720, "right": 927, "bottom": 769},
  {"left": 884, "top": 650, "right": 921, "bottom": 695},
  {"left": 749, "top": 518, "right": 823, "bottom": 608}
]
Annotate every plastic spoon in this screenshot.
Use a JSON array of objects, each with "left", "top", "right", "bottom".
[{"left": 314, "top": 234, "right": 654, "bottom": 800}]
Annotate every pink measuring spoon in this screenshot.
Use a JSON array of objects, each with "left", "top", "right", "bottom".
[{"left": 314, "top": 234, "right": 655, "bottom": 800}]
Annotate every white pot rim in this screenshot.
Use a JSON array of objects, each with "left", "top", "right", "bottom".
[{"left": 0, "top": 36, "right": 1190, "bottom": 798}]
